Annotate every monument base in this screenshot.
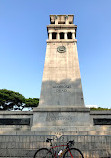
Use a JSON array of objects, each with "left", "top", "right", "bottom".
[{"left": 31, "top": 106, "right": 91, "bottom": 133}]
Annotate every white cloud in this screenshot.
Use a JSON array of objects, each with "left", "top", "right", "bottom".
[{"left": 86, "top": 105, "right": 98, "bottom": 108}]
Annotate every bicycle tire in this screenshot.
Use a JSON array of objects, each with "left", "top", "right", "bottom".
[
  {"left": 33, "top": 148, "right": 53, "bottom": 158},
  {"left": 63, "top": 148, "right": 84, "bottom": 158}
]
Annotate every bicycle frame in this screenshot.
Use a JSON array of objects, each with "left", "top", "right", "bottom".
[
  {"left": 49, "top": 144, "right": 69, "bottom": 158},
  {"left": 33, "top": 139, "right": 83, "bottom": 158}
]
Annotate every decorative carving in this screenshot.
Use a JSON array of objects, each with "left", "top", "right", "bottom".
[
  {"left": 55, "top": 15, "right": 58, "bottom": 19},
  {"left": 65, "top": 15, "right": 68, "bottom": 19},
  {"left": 57, "top": 46, "right": 66, "bottom": 53}
]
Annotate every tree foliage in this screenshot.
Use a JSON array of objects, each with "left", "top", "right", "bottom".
[
  {"left": 25, "top": 98, "right": 39, "bottom": 107},
  {"left": 90, "top": 107, "right": 111, "bottom": 110},
  {"left": 0, "top": 89, "right": 39, "bottom": 111},
  {"left": 0, "top": 89, "right": 25, "bottom": 110}
]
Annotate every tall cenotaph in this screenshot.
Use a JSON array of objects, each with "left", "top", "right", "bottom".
[{"left": 32, "top": 15, "right": 90, "bottom": 132}]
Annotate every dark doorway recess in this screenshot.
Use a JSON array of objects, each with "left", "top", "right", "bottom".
[
  {"left": 52, "top": 32, "right": 57, "bottom": 39},
  {"left": 60, "top": 32, "right": 64, "bottom": 39},
  {"left": 67, "top": 32, "right": 72, "bottom": 39}
]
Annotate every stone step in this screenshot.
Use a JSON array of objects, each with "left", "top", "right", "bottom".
[
  {"left": 0, "top": 149, "right": 36, "bottom": 157},
  {"left": 0, "top": 130, "right": 111, "bottom": 136}
]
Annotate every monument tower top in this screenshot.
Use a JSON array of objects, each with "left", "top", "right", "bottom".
[
  {"left": 47, "top": 15, "right": 77, "bottom": 41},
  {"left": 50, "top": 15, "right": 74, "bottom": 25}
]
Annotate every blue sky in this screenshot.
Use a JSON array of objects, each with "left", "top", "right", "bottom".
[{"left": 0, "top": 0, "right": 111, "bottom": 108}]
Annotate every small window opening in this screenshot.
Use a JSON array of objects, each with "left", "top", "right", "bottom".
[
  {"left": 67, "top": 32, "right": 72, "bottom": 39},
  {"left": 51, "top": 21, "right": 55, "bottom": 24},
  {"left": 58, "top": 22, "right": 65, "bottom": 24},
  {"left": 69, "top": 22, "right": 73, "bottom": 24},
  {"left": 52, "top": 33, "right": 57, "bottom": 39},
  {"left": 60, "top": 32, "right": 64, "bottom": 39}
]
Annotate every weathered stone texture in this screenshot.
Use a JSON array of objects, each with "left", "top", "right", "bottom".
[
  {"left": 0, "top": 134, "right": 111, "bottom": 158},
  {"left": 39, "top": 15, "right": 84, "bottom": 107}
]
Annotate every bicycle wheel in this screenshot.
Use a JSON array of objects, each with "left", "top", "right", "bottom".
[
  {"left": 33, "top": 148, "right": 53, "bottom": 158},
  {"left": 63, "top": 148, "right": 84, "bottom": 158}
]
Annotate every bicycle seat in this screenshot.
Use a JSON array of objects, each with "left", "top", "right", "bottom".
[{"left": 46, "top": 138, "right": 53, "bottom": 142}]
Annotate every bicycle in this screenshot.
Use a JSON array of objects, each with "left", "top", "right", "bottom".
[{"left": 33, "top": 138, "right": 84, "bottom": 158}]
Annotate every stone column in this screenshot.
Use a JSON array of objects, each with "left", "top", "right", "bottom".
[
  {"left": 65, "top": 32, "right": 67, "bottom": 39},
  {"left": 49, "top": 33, "right": 52, "bottom": 40},
  {"left": 57, "top": 33, "right": 60, "bottom": 40},
  {"left": 65, "top": 15, "right": 69, "bottom": 24},
  {"left": 55, "top": 15, "right": 58, "bottom": 25},
  {"left": 72, "top": 32, "right": 75, "bottom": 39}
]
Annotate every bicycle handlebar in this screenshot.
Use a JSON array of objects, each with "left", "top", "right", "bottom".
[
  {"left": 67, "top": 140, "right": 74, "bottom": 146},
  {"left": 46, "top": 138, "right": 74, "bottom": 146}
]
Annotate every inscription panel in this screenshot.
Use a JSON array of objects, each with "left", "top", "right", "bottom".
[
  {"left": 93, "top": 118, "right": 111, "bottom": 125},
  {"left": 0, "top": 118, "right": 30, "bottom": 125}
]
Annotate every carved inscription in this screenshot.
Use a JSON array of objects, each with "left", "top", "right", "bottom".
[
  {"left": 53, "top": 84, "right": 71, "bottom": 93},
  {"left": 46, "top": 113, "right": 73, "bottom": 122}
]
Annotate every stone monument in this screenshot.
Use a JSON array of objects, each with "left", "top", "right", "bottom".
[{"left": 32, "top": 15, "right": 90, "bottom": 132}]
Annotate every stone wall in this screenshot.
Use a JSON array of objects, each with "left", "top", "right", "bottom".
[
  {"left": 0, "top": 133, "right": 110, "bottom": 158},
  {"left": 0, "top": 111, "right": 33, "bottom": 134},
  {"left": 0, "top": 111, "right": 111, "bottom": 157},
  {"left": 0, "top": 110, "right": 111, "bottom": 134}
]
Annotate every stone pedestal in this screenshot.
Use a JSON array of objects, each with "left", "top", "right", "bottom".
[{"left": 32, "top": 106, "right": 91, "bottom": 133}]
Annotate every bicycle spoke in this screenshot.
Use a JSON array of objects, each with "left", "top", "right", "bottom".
[
  {"left": 34, "top": 148, "right": 53, "bottom": 158},
  {"left": 63, "top": 148, "right": 84, "bottom": 158}
]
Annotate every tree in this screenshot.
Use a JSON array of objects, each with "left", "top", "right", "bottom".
[
  {"left": 0, "top": 89, "right": 39, "bottom": 111},
  {"left": 0, "top": 89, "right": 25, "bottom": 110}
]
